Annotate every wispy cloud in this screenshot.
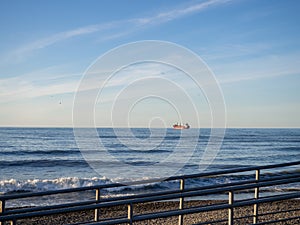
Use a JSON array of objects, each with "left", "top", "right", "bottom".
[
  {"left": 0, "top": 67, "right": 82, "bottom": 103},
  {"left": 133, "top": 0, "right": 231, "bottom": 26},
  {"left": 0, "top": 0, "right": 233, "bottom": 103},
  {"left": 219, "top": 68, "right": 300, "bottom": 84},
  {"left": 7, "top": 22, "right": 122, "bottom": 62},
  {"left": 4, "top": 0, "right": 231, "bottom": 61},
  {"left": 202, "top": 43, "right": 272, "bottom": 61},
  {"left": 0, "top": 77, "right": 79, "bottom": 104},
  {"left": 23, "top": 26, "right": 99, "bottom": 50},
  {"left": 216, "top": 52, "right": 300, "bottom": 84},
  {"left": 0, "top": 61, "right": 192, "bottom": 104}
]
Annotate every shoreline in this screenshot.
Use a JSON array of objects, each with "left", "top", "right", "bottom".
[{"left": 9, "top": 199, "right": 299, "bottom": 225}]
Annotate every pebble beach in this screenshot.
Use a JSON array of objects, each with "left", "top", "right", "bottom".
[{"left": 13, "top": 199, "right": 300, "bottom": 225}]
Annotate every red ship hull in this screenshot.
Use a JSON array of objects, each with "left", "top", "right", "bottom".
[{"left": 173, "top": 124, "right": 190, "bottom": 129}]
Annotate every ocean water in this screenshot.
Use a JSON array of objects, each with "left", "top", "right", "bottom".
[{"left": 0, "top": 128, "right": 299, "bottom": 206}]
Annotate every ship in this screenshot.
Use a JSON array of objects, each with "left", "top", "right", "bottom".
[{"left": 173, "top": 123, "right": 190, "bottom": 129}]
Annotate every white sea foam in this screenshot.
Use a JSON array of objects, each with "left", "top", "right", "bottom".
[{"left": 0, "top": 177, "right": 110, "bottom": 194}]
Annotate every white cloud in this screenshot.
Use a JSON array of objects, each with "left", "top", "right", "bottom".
[
  {"left": 3, "top": 0, "right": 231, "bottom": 62},
  {"left": 6, "top": 22, "right": 120, "bottom": 62},
  {"left": 0, "top": 78, "right": 77, "bottom": 103},
  {"left": 202, "top": 43, "right": 272, "bottom": 61},
  {"left": 0, "top": 69, "right": 81, "bottom": 103},
  {"left": 216, "top": 52, "right": 300, "bottom": 84},
  {"left": 133, "top": 0, "right": 231, "bottom": 26},
  {"left": 0, "top": 0, "right": 234, "bottom": 103},
  {"left": 219, "top": 68, "right": 300, "bottom": 84}
]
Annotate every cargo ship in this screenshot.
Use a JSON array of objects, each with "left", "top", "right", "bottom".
[{"left": 173, "top": 123, "right": 190, "bottom": 129}]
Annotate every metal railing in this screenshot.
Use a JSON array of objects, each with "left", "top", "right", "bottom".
[{"left": 0, "top": 160, "right": 299, "bottom": 225}]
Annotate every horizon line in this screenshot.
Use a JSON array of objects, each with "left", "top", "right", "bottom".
[{"left": 0, "top": 126, "right": 299, "bottom": 129}]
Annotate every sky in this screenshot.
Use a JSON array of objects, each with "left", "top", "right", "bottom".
[{"left": 0, "top": 0, "right": 299, "bottom": 128}]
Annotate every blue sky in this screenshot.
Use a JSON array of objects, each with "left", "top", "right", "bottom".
[{"left": 0, "top": 0, "right": 299, "bottom": 127}]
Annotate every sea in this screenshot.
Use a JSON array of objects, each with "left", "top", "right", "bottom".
[{"left": 0, "top": 127, "right": 299, "bottom": 207}]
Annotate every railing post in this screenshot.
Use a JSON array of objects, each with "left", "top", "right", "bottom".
[
  {"left": 94, "top": 188, "right": 101, "bottom": 222},
  {"left": 228, "top": 191, "right": 234, "bottom": 225},
  {"left": 0, "top": 200, "right": 14, "bottom": 225},
  {"left": 0, "top": 200, "right": 4, "bottom": 225},
  {"left": 253, "top": 169, "right": 260, "bottom": 224},
  {"left": 178, "top": 178, "right": 185, "bottom": 225},
  {"left": 128, "top": 203, "right": 133, "bottom": 225}
]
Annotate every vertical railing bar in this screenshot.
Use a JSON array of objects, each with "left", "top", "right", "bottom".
[
  {"left": 253, "top": 169, "right": 260, "bottom": 224},
  {"left": 128, "top": 203, "right": 133, "bottom": 225},
  {"left": 0, "top": 200, "right": 5, "bottom": 225},
  {"left": 228, "top": 191, "right": 234, "bottom": 225},
  {"left": 94, "top": 188, "right": 101, "bottom": 222},
  {"left": 0, "top": 200, "right": 4, "bottom": 213},
  {"left": 178, "top": 178, "right": 185, "bottom": 225}
]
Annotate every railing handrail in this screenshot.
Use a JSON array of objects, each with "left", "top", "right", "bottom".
[
  {"left": 1, "top": 160, "right": 299, "bottom": 201},
  {"left": 164, "top": 160, "right": 300, "bottom": 181},
  {"left": 1, "top": 174, "right": 299, "bottom": 222},
  {"left": 1, "top": 190, "right": 299, "bottom": 223},
  {"left": 130, "top": 193, "right": 300, "bottom": 224},
  {"left": 2, "top": 172, "right": 299, "bottom": 217}
]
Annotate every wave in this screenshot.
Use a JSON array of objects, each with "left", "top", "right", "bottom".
[
  {"left": 0, "top": 177, "right": 178, "bottom": 196},
  {"left": 0, "top": 159, "right": 88, "bottom": 168},
  {"left": 1, "top": 174, "right": 299, "bottom": 207},
  {"left": 0, "top": 177, "right": 111, "bottom": 194},
  {"left": 0, "top": 149, "right": 80, "bottom": 156},
  {"left": 1, "top": 172, "right": 299, "bottom": 195},
  {"left": 108, "top": 149, "right": 172, "bottom": 154},
  {"left": 272, "top": 146, "right": 300, "bottom": 152}
]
